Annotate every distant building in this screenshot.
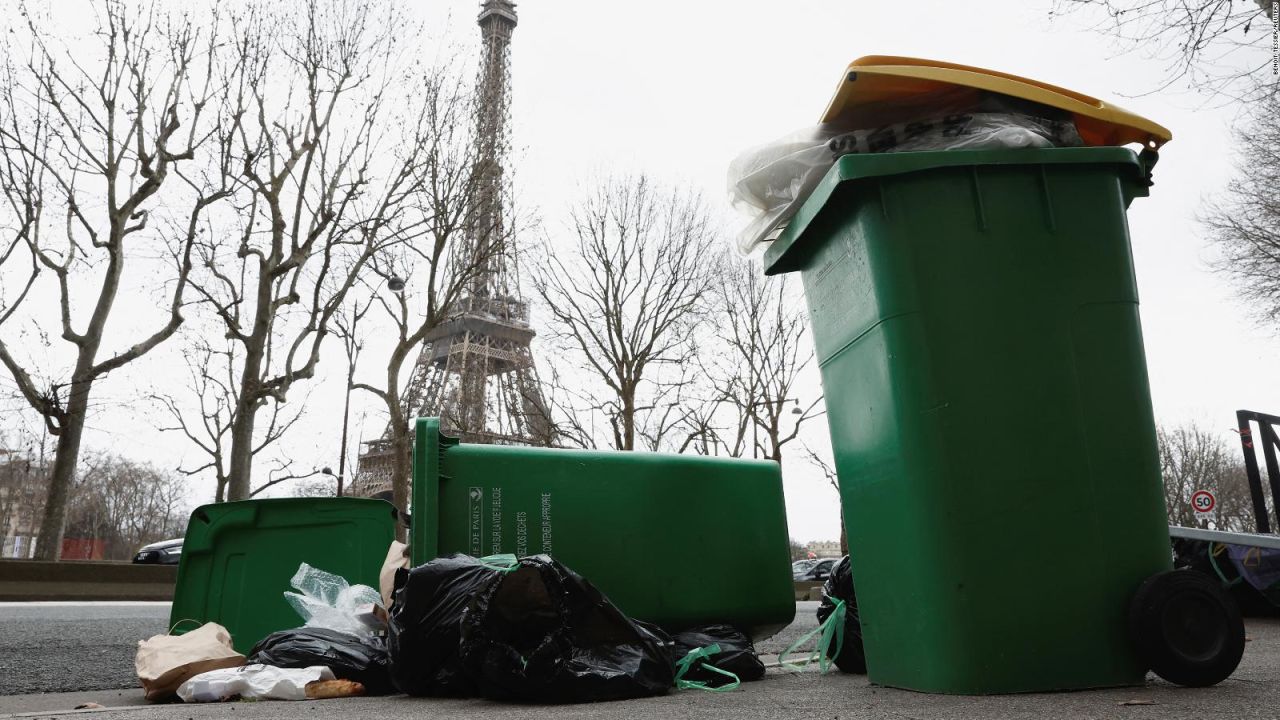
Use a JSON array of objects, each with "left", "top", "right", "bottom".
[
  {"left": 0, "top": 453, "right": 44, "bottom": 559},
  {"left": 806, "top": 540, "right": 841, "bottom": 558}
]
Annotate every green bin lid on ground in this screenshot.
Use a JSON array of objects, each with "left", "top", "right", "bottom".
[
  {"left": 169, "top": 497, "right": 397, "bottom": 654},
  {"left": 763, "top": 146, "right": 1149, "bottom": 276}
]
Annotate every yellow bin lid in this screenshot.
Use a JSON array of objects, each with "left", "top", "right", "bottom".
[{"left": 821, "top": 55, "right": 1172, "bottom": 150}]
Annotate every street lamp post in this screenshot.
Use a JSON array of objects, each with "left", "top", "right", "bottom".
[
  {"left": 321, "top": 465, "right": 343, "bottom": 498},
  {"left": 330, "top": 288, "right": 385, "bottom": 498},
  {"left": 331, "top": 330, "right": 359, "bottom": 498},
  {"left": 337, "top": 360, "right": 356, "bottom": 497}
]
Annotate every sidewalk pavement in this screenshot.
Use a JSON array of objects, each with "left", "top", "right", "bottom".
[{"left": 4, "top": 619, "right": 1277, "bottom": 720}]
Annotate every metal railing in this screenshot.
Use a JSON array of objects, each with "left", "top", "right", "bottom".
[{"left": 1234, "top": 409, "right": 1280, "bottom": 534}]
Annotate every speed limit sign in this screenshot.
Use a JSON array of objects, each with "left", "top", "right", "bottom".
[{"left": 1191, "top": 490, "right": 1216, "bottom": 515}]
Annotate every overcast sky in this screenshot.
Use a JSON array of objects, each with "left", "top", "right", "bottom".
[{"left": 5, "top": 0, "right": 1277, "bottom": 544}]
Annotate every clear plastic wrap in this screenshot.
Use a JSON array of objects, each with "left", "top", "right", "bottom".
[
  {"left": 283, "top": 562, "right": 385, "bottom": 636},
  {"left": 728, "top": 91, "right": 1084, "bottom": 253}
]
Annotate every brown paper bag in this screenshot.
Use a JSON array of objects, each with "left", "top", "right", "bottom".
[{"left": 135, "top": 622, "right": 245, "bottom": 701}]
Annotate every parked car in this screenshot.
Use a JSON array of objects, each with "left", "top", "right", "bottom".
[
  {"left": 794, "top": 557, "right": 838, "bottom": 582},
  {"left": 792, "top": 559, "right": 817, "bottom": 575},
  {"left": 133, "top": 538, "right": 183, "bottom": 565}
]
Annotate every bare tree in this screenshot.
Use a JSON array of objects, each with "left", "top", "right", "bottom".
[
  {"left": 291, "top": 473, "right": 338, "bottom": 498},
  {"left": 1204, "top": 91, "right": 1280, "bottom": 325},
  {"left": 341, "top": 67, "right": 510, "bottom": 519},
  {"left": 1158, "top": 421, "right": 1262, "bottom": 531},
  {"left": 534, "top": 175, "right": 720, "bottom": 451},
  {"left": 699, "top": 257, "right": 822, "bottom": 461},
  {"left": 63, "top": 452, "right": 186, "bottom": 560},
  {"left": 803, "top": 444, "right": 848, "bottom": 556},
  {"left": 328, "top": 298, "right": 371, "bottom": 499},
  {"left": 1052, "top": 0, "right": 1275, "bottom": 100},
  {"left": 152, "top": 337, "right": 307, "bottom": 501},
  {"left": 0, "top": 2, "right": 231, "bottom": 558},
  {"left": 186, "top": 0, "right": 443, "bottom": 500},
  {"left": 539, "top": 366, "right": 598, "bottom": 449}
]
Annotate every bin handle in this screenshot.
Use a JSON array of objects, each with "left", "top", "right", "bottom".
[{"left": 1137, "top": 146, "right": 1159, "bottom": 187}]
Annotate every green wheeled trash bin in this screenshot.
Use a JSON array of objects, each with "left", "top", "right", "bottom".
[
  {"left": 410, "top": 417, "right": 796, "bottom": 638},
  {"left": 765, "top": 146, "right": 1180, "bottom": 693},
  {"left": 169, "top": 497, "right": 397, "bottom": 653}
]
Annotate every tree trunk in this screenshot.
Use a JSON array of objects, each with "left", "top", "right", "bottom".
[
  {"left": 390, "top": 426, "right": 411, "bottom": 544},
  {"left": 33, "top": 385, "right": 90, "bottom": 561},
  {"left": 225, "top": 297, "right": 272, "bottom": 500},
  {"left": 620, "top": 391, "right": 635, "bottom": 451},
  {"left": 225, "top": 354, "right": 263, "bottom": 501},
  {"left": 381, "top": 342, "right": 413, "bottom": 541},
  {"left": 226, "top": 393, "right": 259, "bottom": 501},
  {"left": 839, "top": 515, "right": 848, "bottom": 557}
]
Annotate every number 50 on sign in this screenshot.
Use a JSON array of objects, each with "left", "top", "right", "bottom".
[{"left": 1191, "top": 490, "right": 1216, "bottom": 514}]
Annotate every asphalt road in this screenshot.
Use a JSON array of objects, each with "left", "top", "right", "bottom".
[
  {"left": 0, "top": 601, "right": 821, "bottom": 697},
  {"left": 6, "top": 619, "right": 1280, "bottom": 720},
  {"left": 0, "top": 602, "right": 171, "bottom": 695},
  {"left": 1, "top": 603, "right": 1278, "bottom": 719}
]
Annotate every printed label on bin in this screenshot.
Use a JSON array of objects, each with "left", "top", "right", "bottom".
[
  {"left": 468, "top": 487, "right": 483, "bottom": 556},
  {"left": 463, "top": 488, "right": 552, "bottom": 558},
  {"left": 490, "top": 487, "right": 503, "bottom": 556},
  {"left": 540, "top": 493, "right": 552, "bottom": 554}
]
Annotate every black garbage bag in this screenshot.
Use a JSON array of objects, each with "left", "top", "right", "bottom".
[
  {"left": 672, "top": 624, "right": 765, "bottom": 688},
  {"left": 815, "top": 555, "right": 868, "bottom": 673},
  {"left": 387, "top": 553, "right": 507, "bottom": 696},
  {"left": 247, "top": 627, "right": 393, "bottom": 695},
  {"left": 1173, "top": 537, "right": 1280, "bottom": 617},
  {"left": 457, "top": 555, "right": 676, "bottom": 703}
]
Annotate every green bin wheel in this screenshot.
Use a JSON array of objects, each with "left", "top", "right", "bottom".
[{"left": 1127, "top": 569, "right": 1245, "bottom": 687}]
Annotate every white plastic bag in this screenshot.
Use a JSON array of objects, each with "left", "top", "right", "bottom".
[
  {"left": 284, "top": 562, "right": 385, "bottom": 636},
  {"left": 728, "top": 93, "right": 1083, "bottom": 253},
  {"left": 177, "top": 664, "right": 334, "bottom": 702}
]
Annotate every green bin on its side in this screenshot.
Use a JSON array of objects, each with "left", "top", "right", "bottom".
[
  {"left": 411, "top": 417, "right": 795, "bottom": 638},
  {"left": 170, "top": 497, "right": 396, "bottom": 653},
  {"left": 763, "top": 147, "right": 1172, "bottom": 693}
]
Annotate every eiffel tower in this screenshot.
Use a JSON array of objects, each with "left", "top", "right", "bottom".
[{"left": 351, "top": 0, "right": 551, "bottom": 500}]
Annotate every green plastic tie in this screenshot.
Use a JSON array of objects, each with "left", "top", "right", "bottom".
[
  {"left": 674, "top": 643, "right": 741, "bottom": 692},
  {"left": 1207, "top": 542, "right": 1243, "bottom": 587},
  {"left": 779, "top": 599, "right": 845, "bottom": 673},
  {"left": 478, "top": 553, "right": 520, "bottom": 573}
]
